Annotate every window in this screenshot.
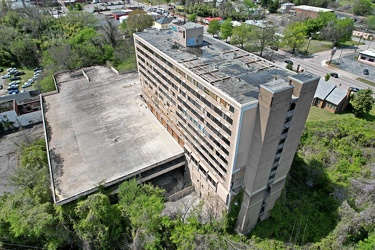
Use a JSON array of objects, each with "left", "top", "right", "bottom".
[
  {"left": 282, "top": 127, "right": 289, "bottom": 134},
  {"left": 289, "top": 102, "right": 296, "bottom": 111}
]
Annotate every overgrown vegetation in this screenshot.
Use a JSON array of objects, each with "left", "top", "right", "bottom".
[
  {"left": 1, "top": 107, "right": 374, "bottom": 249},
  {"left": 0, "top": 8, "right": 136, "bottom": 92}
]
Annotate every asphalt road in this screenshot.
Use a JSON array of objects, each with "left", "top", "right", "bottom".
[{"left": 273, "top": 39, "right": 375, "bottom": 93}]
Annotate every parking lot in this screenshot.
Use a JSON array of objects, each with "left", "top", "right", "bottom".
[
  {"left": 0, "top": 67, "right": 40, "bottom": 97},
  {"left": 335, "top": 53, "right": 375, "bottom": 81}
]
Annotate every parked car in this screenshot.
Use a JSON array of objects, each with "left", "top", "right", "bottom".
[
  {"left": 22, "top": 82, "right": 32, "bottom": 88},
  {"left": 2, "top": 74, "right": 11, "bottom": 79},
  {"left": 10, "top": 76, "right": 21, "bottom": 81},
  {"left": 7, "top": 85, "right": 18, "bottom": 91},
  {"left": 0, "top": 68, "right": 3, "bottom": 72},
  {"left": 363, "top": 69, "right": 369, "bottom": 75},
  {"left": 350, "top": 87, "right": 360, "bottom": 92},
  {"left": 284, "top": 59, "right": 293, "bottom": 65},
  {"left": 0, "top": 85, "right": 3, "bottom": 90},
  {"left": 9, "top": 80, "right": 21, "bottom": 85},
  {"left": 9, "top": 70, "right": 18, "bottom": 75},
  {"left": 8, "top": 89, "right": 19, "bottom": 95},
  {"left": 34, "top": 67, "right": 42, "bottom": 72},
  {"left": 14, "top": 71, "right": 25, "bottom": 76},
  {"left": 330, "top": 72, "right": 339, "bottom": 78}
]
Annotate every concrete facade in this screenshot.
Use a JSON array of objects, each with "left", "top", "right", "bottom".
[{"left": 133, "top": 25, "right": 320, "bottom": 232}]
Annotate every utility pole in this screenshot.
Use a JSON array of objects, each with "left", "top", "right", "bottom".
[{"left": 355, "top": 28, "right": 367, "bottom": 53}]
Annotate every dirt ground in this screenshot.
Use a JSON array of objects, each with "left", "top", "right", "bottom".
[{"left": 0, "top": 124, "right": 44, "bottom": 194}]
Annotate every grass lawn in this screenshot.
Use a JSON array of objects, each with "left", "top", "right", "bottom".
[
  {"left": 356, "top": 77, "right": 375, "bottom": 87},
  {"left": 307, "top": 105, "right": 375, "bottom": 122},
  {"left": 306, "top": 39, "right": 333, "bottom": 54},
  {"left": 307, "top": 106, "right": 355, "bottom": 122}
]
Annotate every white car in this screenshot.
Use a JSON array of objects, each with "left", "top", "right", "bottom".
[
  {"left": 9, "top": 81, "right": 21, "bottom": 85},
  {"left": 22, "top": 82, "right": 32, "bottom": 88},
  {"left": 2, "top": 74, "right": 11, "bottom": 79}
]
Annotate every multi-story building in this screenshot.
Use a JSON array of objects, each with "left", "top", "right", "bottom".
[{"left": 133, "top": 22, "right": 320, "bottom": 232}]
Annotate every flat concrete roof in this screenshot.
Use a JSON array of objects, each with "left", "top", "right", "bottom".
[
  {"left": 292, "top": 5, "right": 333, "bottom": 12},
  {"left": 44, "top": 66, "right": 183, "bottom": 204},
  {"left": 135, "top": 28, "right": 297, "bottom": 105}
]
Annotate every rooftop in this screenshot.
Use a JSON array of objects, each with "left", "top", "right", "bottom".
[
  {"left": 135, "top": 28, "right": 298, "bottom": 105},
  {"left": 359, "top": 49, "right": 375, "bottom": 57},
  {"left": 291, "top": 5, "right": 333, "bottom": 12},
  {"left": 44, "top": 66, "right": 183, "bottom": 204},
  {"left": 0, "top": 100, "right": 14, "bottom": 113},
  {"left": 156, "top": 16, "right": 174, "bottom": 24},
  {"left": 314, "top": 79, "right": 347, "bottom": 105}
]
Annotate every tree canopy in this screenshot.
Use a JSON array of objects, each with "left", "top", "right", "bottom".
[
  {"left": 353, "top": 0, "right": 373, "bottom": 16},
  {"left": 220, "top": 18, "right": 233, "bottom": 42},
  {"left": 282, "top": 22, "right": 307, "bottom": 54},
  {"left": 207, "top": 20, "right": 221, "bottom": 37},
  {"left": 125, "top": 9, "right": 153, "bottom": 33},
  {"left": 350, "top": 89, "right": 375, "bottom": 117},
  {"left": 321, "top": 18, "right": 354, "bottom": 45}
]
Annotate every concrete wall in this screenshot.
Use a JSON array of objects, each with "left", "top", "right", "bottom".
[
  {"left": 237, "top": 81, "right": 294, "bottom": 232},
  {"left": 171, "top": 24, "right": 204, "bottom": 47},
  {"left": 236, "top": 73, "right": 320, "bottom": 233}
]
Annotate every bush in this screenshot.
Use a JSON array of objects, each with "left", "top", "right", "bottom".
[{"left": 325, "top": 73, "right": 330, "bottom": 81}]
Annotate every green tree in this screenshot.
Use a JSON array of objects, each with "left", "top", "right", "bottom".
[
  {"left": 268, "top": 0, "right": 279, "bottom": 14},
  {"left": 350, "top": 89, "right": 375, "bottom": 117},
  {"left": 207, "top": 20, "right": 221, "bottom": 37},
  {"left": 75, "top": 3, "right": 83, "bottom": 11},
  {"left": 126, "top": 9, "right": 153, "bottom": 34},
  {"left": 118, "top": 179, "right": 165, "bottom": 233},
  {"left": 282, "top": 22, "right": 307, "bottom": 54},
  {"left": 220, "top": 18, "right": 233, "bottom": 42},
  {"left": 353, "top": 0, "right": 373, "bottom": 16},
  {"left": 74, "top": 193, "right": 128, "bottom": 249},
  {"left": 321, "top": 18, "right": 354, "bottom": 46},
  {"left": 231, "top": 23, "right": 253, "bottom": 48},
  {"left": 188, "top": 13, "right": 197, "bottom": 22},
  {"left": 250, "top": 26, "right": 276, "bottom": 57},
  {"left": 0, "top": 138, "right": 74, "bottom": 249},
  {"left": 366, "top": 15, "right": 375, "bottom": 30}
]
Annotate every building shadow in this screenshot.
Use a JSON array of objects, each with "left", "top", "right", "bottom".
[{"left": 249, "top": 155, "right": 343, "bottom": 246}]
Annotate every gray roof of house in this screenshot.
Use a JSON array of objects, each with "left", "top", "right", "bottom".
[
  {"left": 156, "top": 17, "right": 174, "bottom": 24},
  {"left": 314, "top": 79, "right": 347, "bottom": 105},
  {"left": 314, "top": 79, "right": 335, "bottom": 99},
  {"left": 326, "top": 87, "right": 347, "bottom": 105}
]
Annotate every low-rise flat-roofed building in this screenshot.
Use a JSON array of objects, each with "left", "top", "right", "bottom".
[
  {"left": 43, "top": 68, "right": 185, "bottom": 205},
  {"left": 133, "top": 22, "right": 320, "bottom": 232},
  {"left": 291, "top": 5, "right": 334, "bottom": 18},
  {"left": 358, "top": 49, "right": 375, "bottom": 66}
]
